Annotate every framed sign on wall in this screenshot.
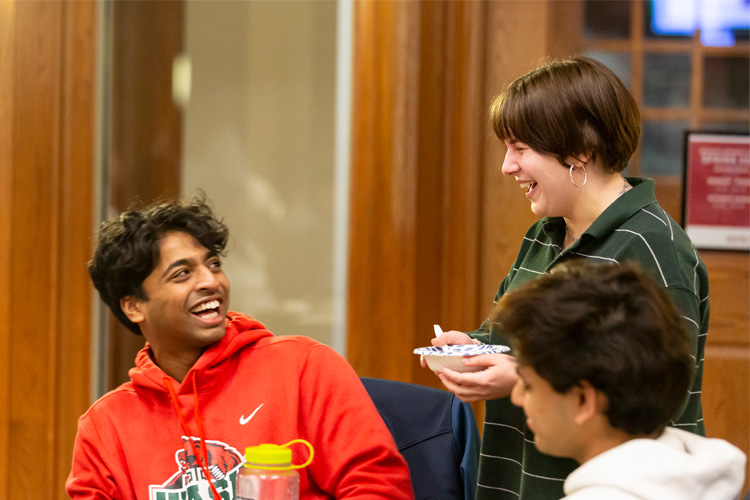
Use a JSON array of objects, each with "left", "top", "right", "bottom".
[{"left": 682, "top": 131, "right": 750, "bottom": 251}]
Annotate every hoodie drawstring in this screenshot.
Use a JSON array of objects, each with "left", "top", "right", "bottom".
[{"left": 164, "top": 372, "right": 223, "bottom": 500}]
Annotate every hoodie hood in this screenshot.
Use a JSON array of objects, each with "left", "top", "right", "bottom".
[
  {"left": 126, "top": 312, "right": 274, "bottom": 500},
  {"left": 128, "top": 311, "right": 273, "bottom": 392},
  {"left": 564, "top": 427, "right": 746, "bottom": 500}
]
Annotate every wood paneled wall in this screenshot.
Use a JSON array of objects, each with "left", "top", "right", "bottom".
[
  {"left": 701, "top": 252, "right": 750, "bottom": 495},
  {"left": 107, "top": 0, "right": 184, "bottom": 390},
  {"left": 347, "top": 0, "right": 488, "bottom": 389},
  {"left": 0, "top": 1, "right": 96, "bottom": 498}
]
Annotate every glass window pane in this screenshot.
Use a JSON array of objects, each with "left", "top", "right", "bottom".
[
  {"left": 734, "top": 29, "right": 750, "bottom": 44},
  {"left": 583, "top": 51, "right": 632, "bottom": 90},
  {"left": 703, "top": 56, "right": 750, "bottom": 109},
  {"left": 640, "top": 120, "right": 691, "bottom": 176},
  {"left": 583, "top": 0, "right": 631, "bottom": 39},
  {"left": 182, "top": 0, "right": 347, "bottom": 352},
  {"left": 643, "top": 53, "right": 691, "bottom": 107}
]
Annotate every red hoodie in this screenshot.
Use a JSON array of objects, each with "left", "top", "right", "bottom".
[{"left": 66, "top": 312, "right": 414, "bottom": 499}]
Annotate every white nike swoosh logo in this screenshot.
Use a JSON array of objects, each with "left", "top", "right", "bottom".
[{"left": 240, "top": 403, "right": 264, "bottom": 425}]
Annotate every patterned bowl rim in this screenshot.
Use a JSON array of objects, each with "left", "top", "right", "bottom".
[{"left": 413, "top": 344, "right": 510, "bottom": 356}]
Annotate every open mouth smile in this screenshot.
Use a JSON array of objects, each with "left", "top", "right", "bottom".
[
  {"left": 520, "top": 181, "right": 537, "bottom": 195},
  {"left": 190, "top": 299, "right": 221, "bottom": 319}
]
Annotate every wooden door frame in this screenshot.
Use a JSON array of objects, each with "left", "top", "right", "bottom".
[{"left": 0, "top": 1, "right": 96, "bottom": 497}]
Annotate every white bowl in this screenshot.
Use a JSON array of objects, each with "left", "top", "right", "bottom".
[{"left": 414, "top": 344, "right": 510, "bottom": 373}]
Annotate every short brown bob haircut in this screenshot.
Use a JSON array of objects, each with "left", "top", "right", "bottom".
[
  {"left": 490, "top": 56, "right": 641, "bottom": 173},
  {"left": 492, "top": 259, "right": 694, "bottom": 436}
]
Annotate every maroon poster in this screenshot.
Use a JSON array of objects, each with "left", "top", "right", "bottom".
[{"left": 684, "top": 133, "right": 750, "bottom": 250}]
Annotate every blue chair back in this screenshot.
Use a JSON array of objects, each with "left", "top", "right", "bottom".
[{"left": 361, "top": 377, "right": 480, "bottom": 500}]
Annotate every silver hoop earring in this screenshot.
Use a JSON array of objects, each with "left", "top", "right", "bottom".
[{"left": 569, "top": 164, "right": 587, "bottom": 188}]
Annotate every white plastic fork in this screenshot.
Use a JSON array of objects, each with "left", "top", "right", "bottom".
[{"left": 434, "top": 324, "right": 444, "bottom": 338}]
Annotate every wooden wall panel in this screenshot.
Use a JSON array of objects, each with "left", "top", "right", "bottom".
[
  {"left": 347, "top": 0, "right": 487, "bottom": 388},
  {"left": 0, "top": 2, "right": 14, "bottom": 496},
  {"left": 111, "top": 0, "right": 183, "bottom": 210},
  {"left": 12, "top": 3, "right": 63, "bottom": 496},
  {"left": 107, "top": 0, "right": 183, "bottom": 390},
  {"left": 701, "top": 251, "right": 750, "bottom": 495},
  {"left": 703, "top": 345, "right": 749, "bottom": 493},
  {"left": 55, "top": 2, "right": 97, "bottom": 494},
  {"left": 0, "top": 1, "right": 96, "bottom": 498},
  {"left": 439, "top": 2, "right": 488, "bottom": 331},
  {"left": 347, "top": 0, "right": 429, "bottom": 383}
]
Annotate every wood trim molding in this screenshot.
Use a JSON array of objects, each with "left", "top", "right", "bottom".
[
  {"left": 347, "top": 0, "right": 487, "bottom": 387},
  {"left": 107, "top": 0, "right": 184, "bottom": 390},
  {"left": 55, "top": 2, "right": 97, "bottom": 495},
  {"left": 0, "top": 2, "right": 14, "bottom": 496},
  {"left": 0, "top": 1, "right": 96, "bottom": 498}
]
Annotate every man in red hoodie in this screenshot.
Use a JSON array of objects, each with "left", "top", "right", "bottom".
[{"left": 66, "top": 196, "right": 414, "bottom": 500}]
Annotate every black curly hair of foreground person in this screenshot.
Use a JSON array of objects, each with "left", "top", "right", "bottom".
[
  {"left": 88, "top": 195, "right": 229, "bottom": 335},
  {"left": 492, "top": 259, "right": 694, "bottom": 437}
]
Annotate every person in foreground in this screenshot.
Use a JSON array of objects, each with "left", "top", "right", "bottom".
[
  {"left": 66, "top": 196, "right": 414, "bottom": 500},
  {"left": 426, "top": 56, "right": 710, "bottom": 499},
  {"left": 495, "top": 260, "right": 745, "bottom": 500}
]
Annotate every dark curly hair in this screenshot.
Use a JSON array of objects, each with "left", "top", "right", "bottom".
[
  {"left": 88, "top": 195, "right": 229, "bottom": 335},
  {"left": 492, "top": 259, "right": 694, "bottom": 436}
]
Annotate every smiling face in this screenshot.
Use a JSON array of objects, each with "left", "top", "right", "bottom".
[
  {"left": 120, "top": 231, "right": 230, "bottom": 375},
  {"left": 510, "top": 364, "right": 582, "bottom": 459},
  {"left": 502, "top": 139, "right": 579, "bottom": 218}
]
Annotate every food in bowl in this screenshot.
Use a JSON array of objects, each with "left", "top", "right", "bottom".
[{"left": 414, "top": 344, "right": 510, "bottom": 373}]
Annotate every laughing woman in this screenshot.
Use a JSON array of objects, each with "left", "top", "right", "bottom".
[{"left": 426, "top": 57, "right": 709, "bottom": 500}]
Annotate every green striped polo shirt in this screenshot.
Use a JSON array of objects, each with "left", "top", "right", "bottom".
[{"left": 471, "top": 177, "right": 709, "bottom": 500}]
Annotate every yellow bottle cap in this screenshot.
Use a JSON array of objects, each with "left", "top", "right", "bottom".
[
  {"left": 245, "top": 444, "right": 292, "bottom": 466},
  {"left": 243, "top": 439, "right": 314, "bottom": 471}
]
